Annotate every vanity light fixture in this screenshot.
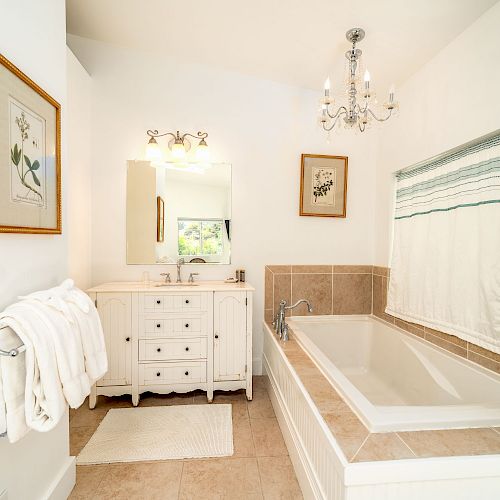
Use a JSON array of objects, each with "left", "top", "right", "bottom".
[
  {"left": 145, "top": 129, "right": 210, "bottom": 162},
  {"left": 320, "top": 28, "right": 398, "bottom": 133}
]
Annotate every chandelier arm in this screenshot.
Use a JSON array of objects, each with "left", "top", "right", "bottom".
[
  {"left": 147, "top": 129, "right": 177, "bottom": 140},
  {"left": 367, "top": 108, "right": 393, "bottom": 123},
  {"left": 358, "top": 121, "right": 366, "bottom": 133},
  {"left": 325, "top": 105, "right": 346, "bottom": 120},
  {"left": 181, "top": 131, "right": 209, "bottom": 142},
  {"left": 322, "top": 110, "right": 347, "bottom": 132}
]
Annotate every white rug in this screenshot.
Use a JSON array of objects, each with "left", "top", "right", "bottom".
[{"left": 77, "top": 404, "right": 233, "bottom": 464}]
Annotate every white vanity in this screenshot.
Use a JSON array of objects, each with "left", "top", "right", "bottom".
[{"left": 87, "top": 281, "right": 254, "bottom": 407}]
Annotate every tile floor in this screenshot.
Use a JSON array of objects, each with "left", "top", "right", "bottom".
[{"left": 69, "top": 376, "right": 303, "bottom": 499}]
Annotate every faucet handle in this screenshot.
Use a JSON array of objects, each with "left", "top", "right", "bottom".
[
  {"left": 160, "top": 272, "right": 171, "bottom": 283},
  {"left": 188, "top": 272, "right": 199, "bottom": 283}
]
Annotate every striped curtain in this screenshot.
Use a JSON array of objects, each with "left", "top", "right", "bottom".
[{"left": 386, "top": 133, "right": 500, "bottom": 354}]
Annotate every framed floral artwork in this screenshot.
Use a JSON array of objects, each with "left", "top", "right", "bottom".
[
  {"left": 299, "top": 154, "right": 348, "bottom": 218},
  {"left": 157, "top": 196, "right": 165, "bottom": 242},
  {"left": 0, "top": 53, "right": 61, "bottom": 234}
]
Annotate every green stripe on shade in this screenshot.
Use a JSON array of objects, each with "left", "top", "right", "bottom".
[{"left": 395, "top": 199, "right": 500, "bottom": 220}]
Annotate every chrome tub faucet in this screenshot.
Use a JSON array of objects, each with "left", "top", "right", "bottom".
[{"left": 274, "top": 299, "right": 313, "bottom": 341}]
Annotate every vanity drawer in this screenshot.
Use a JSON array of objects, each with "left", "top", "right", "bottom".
[
  {"left": 140, "top": 293, "right": 208, "bottom": 313},
  {"left": 139, "top": 361, "right": 206, "bottom": 385},
  {"left": 139, "top": 338, "right": 207, "bottom": 361},
  {"left": 141, "top": 316, "right": 206, "bottom": 338}
]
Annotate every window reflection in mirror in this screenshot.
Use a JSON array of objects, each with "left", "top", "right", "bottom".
[{"left": 126, "top": 160, "right": 231, "bottom": 265}]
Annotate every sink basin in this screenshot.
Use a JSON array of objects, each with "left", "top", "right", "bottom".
[{"left": 154, "top": 282, "right": 200, "bottom": 287}]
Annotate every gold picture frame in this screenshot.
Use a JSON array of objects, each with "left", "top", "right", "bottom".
[
  {"left": 0, "top": 53, "right": 61, "bottom": 234},
  {"left": 157, "top": 196, "right": 165, "bottom": 242},
  {"left": 299, "top": 154, "right": 348, "bottom": 218}
]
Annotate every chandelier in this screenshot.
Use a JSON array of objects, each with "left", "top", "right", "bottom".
[{"left": 320, "top": 28, "right": 398, "bottom": 133}]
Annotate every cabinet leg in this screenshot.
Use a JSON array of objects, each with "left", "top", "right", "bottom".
[
  {"left": 89, "top": 385, "right": 97, "bottom": 409},
  {"left": 246, "top": 386, "right": 253, "bottom": 402},
  {"left": 207, "top": 389, "right": 214, "bottom": 403},
  {"left": 132, "top": 393, "right": 140, "bottom": 407}
]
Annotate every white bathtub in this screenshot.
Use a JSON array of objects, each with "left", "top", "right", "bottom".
[{"left": 288, "top": 315, "right": 500, "bottom": 432}]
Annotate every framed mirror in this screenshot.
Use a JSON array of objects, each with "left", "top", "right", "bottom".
[{"left": 126, "top": 160, "right": 231, "bottom": 264}]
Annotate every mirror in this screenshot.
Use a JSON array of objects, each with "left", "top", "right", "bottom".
[{"left": 126, "top": 160, "right": 231, "bottom": 264}]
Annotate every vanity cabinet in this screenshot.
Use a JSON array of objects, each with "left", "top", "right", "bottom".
[{"left": 87, "top": 282, "right": 253, "bottom": 407}]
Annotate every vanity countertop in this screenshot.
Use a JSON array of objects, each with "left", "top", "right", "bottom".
[{"left": 87, "top": 280, "right": 255, "bottom": 293}]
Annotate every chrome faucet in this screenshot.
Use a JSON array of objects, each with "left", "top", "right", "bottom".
[
  {"left": 176, "top": 258, "right": 185, "bottom": 283},
  {"left": 274, "top": 299, "right": 313, "bottom": 341}
]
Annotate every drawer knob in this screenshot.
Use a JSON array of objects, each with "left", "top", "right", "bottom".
[
  {"left": 185, "top": 371, "right": 189, "bottom": 376},
  {"left": 156, "top": 323, "right": 161, "bottom": 328},
  {"left": 185, "top": 323, "right": 189, "bottom": 328},
  {"left": 157, "top": 348, "right": 161, "bottom": 352},
  {"left": 156, "top": 372, "right": 161, "bottom": 377},
  {"left": 215, "top": 334, "right": 219, "bottom": 339},
  {"left": 125, "top": 337, "right": 130, "bottom": 342},
  {"left": 185, "top": 346, "right": 189, "bottom": 351},
  {"left": 156, "top": 300, "right": 161, "bottom": 304},
  {"left": 185, "top": 299, "right": 190, "bottom": 304}
]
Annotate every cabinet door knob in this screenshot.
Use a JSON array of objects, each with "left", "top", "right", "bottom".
[
  {"left": 156, "top": 372, "right": 161, "bottom": 377},
  {"left": 156, "top": 300, "right": 161, "bottom": 304},
  {"left": 185, "top": 323, "right": 189, "bottom": 328},
  {"left": 156, "top": 323, "right": 161, "bottom": 328},
  {"left": 215, "top": 334, "right": 219, "bottom": 339},
  {"left": 126, "top": 337, "right": 130, "bottom": 342},
  {"left": 157, "top": 348, "right": 161, "bottom": 352},
  {"left": 185, "top": 299, "right": 190, "bottom": 304},
  {"left": 184, "top": 371, "right": 189, "bottom": 376},
  {"left": 185, "top": 346, "right": 189, "bottom": 351}
]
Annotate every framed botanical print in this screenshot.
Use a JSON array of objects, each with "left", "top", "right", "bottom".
[
  {"left": 0, "top": 53, "right": 61, "bottom": 234},
  {"left": 299, "top": 154, "right": 348, "bottom": 218},
  {"left": 157, "top": 196, "right": 165, "bottom": 242}
]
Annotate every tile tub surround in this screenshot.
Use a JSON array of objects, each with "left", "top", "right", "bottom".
[
  {"left": 272, "top": 329, "right": 500, "bottom": 463},
  {"left": 265, "top": 265, "right": 500, "bottom": 375}
]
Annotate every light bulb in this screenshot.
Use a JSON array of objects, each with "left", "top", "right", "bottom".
[
  {"left": 324, "top": 77, "right": 331, "bottom": 91},
  {"left": 145, "top": 137, "right": 162, "bottom": 161},
  {"left": 171, "top": 140, "right": 186, "bottom": 160},
  {"left": 195, "top": 139, "right": 210, "bottom": 162},
  {"left": 364, "top": 70, "right": 370, "bottom": 83}
]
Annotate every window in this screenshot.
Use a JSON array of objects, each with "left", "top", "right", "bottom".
[{"left": 178, "top": 218, "right": 224, "bottom": 256}]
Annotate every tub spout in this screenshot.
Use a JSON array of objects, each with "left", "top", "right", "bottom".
[{"left": 275, "top": 299, "right": 313, "bottom": 342}]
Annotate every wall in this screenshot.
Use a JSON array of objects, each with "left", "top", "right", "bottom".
[
  {"left": 0, "top": 1, "right": 74, "bottom": 499},
  {"left": 375, "top": 2, "right": 500, "bottom": 265},
  {"left": 67, "top": 35, "right": 379, "bottom": 371},
  {"left": 67, "top": 48, "right": 92, "bottom": 289}
]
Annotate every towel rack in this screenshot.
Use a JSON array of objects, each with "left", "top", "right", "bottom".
[{"left": 0, "top": 325, "right": 25, "bottom": 357}]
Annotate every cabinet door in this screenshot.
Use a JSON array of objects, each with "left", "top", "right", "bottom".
[
  {"left": 96, "top": 293, "right": 132, "bottom": 386},
  {"left": 213, "top": 291, "right": 247, "bottom": 381}
]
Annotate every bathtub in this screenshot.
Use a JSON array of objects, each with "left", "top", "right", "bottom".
[
  {"left": 288, "top": 315, "right": 500, "bottom": 432},
  {"left": 262, "top": 316, "right": 500, "bottom": 499}
]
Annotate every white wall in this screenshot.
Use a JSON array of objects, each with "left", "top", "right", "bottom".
[
  {"left": 67, "top": 48, "right": 92, "bottom": 289},
  {"left": 67, "top": 35, "right": 379, "bottom": 371},
  {"left": 375, "top": 2, "right": 500, "bottom": 266},
  {"left": 0, "top": 1, "right": 74, "bottom": 499}
]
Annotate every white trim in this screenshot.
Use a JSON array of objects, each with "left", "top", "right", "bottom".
[{"left": 44, "top": 456, "right": 76, "bottom": 500}]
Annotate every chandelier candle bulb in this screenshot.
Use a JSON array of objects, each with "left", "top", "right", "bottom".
[
  {"left": 324, "top": 77, "right": 331, "bottom": 97},
  {"left": 389, "top": 84, "right": 395, "bottom": 102},
  {"left": 364, "top": 69, "right": 370, "bottom": 89}
]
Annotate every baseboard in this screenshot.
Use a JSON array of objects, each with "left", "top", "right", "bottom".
[
  {"left": 45, "top": 456, "right": 76, "bottom": 500},
  {"left": 263, "top": 355, "right": 322, "bottom": 500}
]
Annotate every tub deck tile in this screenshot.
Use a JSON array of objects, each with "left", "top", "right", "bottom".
[{"left": 280, "top": 327, "right": 500, "bottom": 464}]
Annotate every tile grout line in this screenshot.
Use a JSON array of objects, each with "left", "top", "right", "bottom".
[
  {"left": 395, "top": 432, "right": 417, "bottom": 457},
  {"left": 349, "top": 433, "right": 370, "bottom": 462},
  {"left": 177, "top": 460, "right": 184, "bottom": 499}
]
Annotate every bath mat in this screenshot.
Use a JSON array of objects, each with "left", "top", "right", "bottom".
[{"left": 77, "top": 404, "right": 233, "bottom": 464}]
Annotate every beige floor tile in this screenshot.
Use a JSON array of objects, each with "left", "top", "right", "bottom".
[
  {"left": 258, "top": 456, "right": 303, "bottom": 499},
  {"left": 92, "top": 461, "right": 183, "bottom": 500},
  {"left": 248, "top": 392, "right": 275, "bottom": 419},
  {"left": 69, "top": 465, "right": 107, "bottom": 499},
  {"left": 93, "top": 395, "right": 134, "bottom": 409},
  {"left": 70, "top": 426, "right": 96, "bottom": 456},
  {"left": 251, "top": 418, "right": 288, "bottom": 457},
  {"left": 352, "top": 433, "right": 415, "bottom": 462},
  {"left": 234, "top": 418, "right": 257, "bottom": 458},
  {"left": 70, "top": 406, "right": 108, "bottom": 429},
  {"left": 323, "top": 411, "right": 369, "bottom": 461},
  {"left": 179, "top": 458, "right": 263, "bottom": 499},
  {"left": 194, "top": 392, "right": 249, "bottom": 420},
  {"left": 398, "top": 428, "right": 500, "bottom": 457}
]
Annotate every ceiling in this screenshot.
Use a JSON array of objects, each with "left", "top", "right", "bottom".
[{"left": 66, "top": 0, "right": 497, "bottom": 91}]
